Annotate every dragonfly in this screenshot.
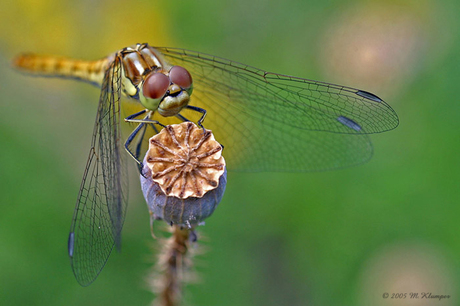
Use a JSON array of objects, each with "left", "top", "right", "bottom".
[{"left": 14, "top": 43, "right": 399, "bottom": 286}]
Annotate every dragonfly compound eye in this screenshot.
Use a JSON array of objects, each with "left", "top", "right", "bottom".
[
  {"left": 169, "top": 66, "right": 193, "bottom": 90},
  {"left": 143, "top": 72, "right": 170, "bottom": 100}
]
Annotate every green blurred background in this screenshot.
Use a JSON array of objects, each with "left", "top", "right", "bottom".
[{"left": 1, "top": 0, "right": 459, "bottom": 305}]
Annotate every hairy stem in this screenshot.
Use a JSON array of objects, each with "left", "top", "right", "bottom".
[{"left": 152, "top": 225, "right": 193, "bottom": 306}]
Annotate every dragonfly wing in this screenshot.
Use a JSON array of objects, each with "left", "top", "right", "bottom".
[
  {"left": 156, "top": 47, "right": 398, "bottom": 171},
  {"left": 68, "top": 55, "right": 128, "bottom": 286}
]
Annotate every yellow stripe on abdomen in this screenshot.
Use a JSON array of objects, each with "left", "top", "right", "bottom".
[{"left": 13, "top": 54, "right": 110, "bottom": 86}]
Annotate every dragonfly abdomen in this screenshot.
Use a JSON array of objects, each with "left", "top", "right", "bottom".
[{"left": 13, "top": 54, "right": 110, "bottom": 86}]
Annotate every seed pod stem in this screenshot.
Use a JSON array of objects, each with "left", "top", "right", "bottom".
[
  {"left": 151, "top": 225, "right": 194, "bottom": 306},
  {"left": 143, "top": 122, "right": 227, "bottom": 305}
]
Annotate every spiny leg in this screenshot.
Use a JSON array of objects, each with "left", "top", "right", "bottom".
[
  {"left": 124, "top": 109, "right": 150, "bottom": 166},
  {"left": 180, "top": 106, "right": 224, "bottom": 150},
  {"left": 125, "top": 109, "right": 148, "bottom": 121},
  {"left": 176, "top": 113, "right": 189, "bottom": 123},
  {"left": 125, "top": 121, "right": 147, "bottom": 174},
  {"left": 132, "top": 123, "right": 148, "bottom": 174},
  {"left": 150, "top": 122, "right": 159, "bottom": 135},
  {"left": 125, "top": 111, "right": 166, "bottom": 175},
  {"left": 185, "top": 105, "right": 207, "bottom": 128},
  {"left": 176, "top": 112, "right": 207, "bottom": 135}
]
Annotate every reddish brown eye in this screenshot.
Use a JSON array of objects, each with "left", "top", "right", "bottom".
[
  {"left": 143, "top": 72, "right": 169, "bottom": 99},
  {"left": 169, "top": 66, "right": 192, "bottom": 89}
]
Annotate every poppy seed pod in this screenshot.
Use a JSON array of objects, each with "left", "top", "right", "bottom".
[{"left": 140, "top": 122, "right": 227, "bottom": 227}]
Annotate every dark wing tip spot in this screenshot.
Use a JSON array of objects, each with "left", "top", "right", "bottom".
[
  {"left": 68, "top": 232, "right": 75, "bottom": 257},
  {"left": 356, "top": 90, "right": 383, "bottom": 103},
  {"left": 337, "top": 116, "right": 362, "bottom": 131}
]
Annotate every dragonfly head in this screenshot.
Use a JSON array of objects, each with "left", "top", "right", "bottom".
[{"left": 140, "top": 66, "right": 193, "bottom": 117}]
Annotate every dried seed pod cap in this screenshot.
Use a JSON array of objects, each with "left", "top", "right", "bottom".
[{"left": 140, "top": 122, "right": 227, "bottom": 226}]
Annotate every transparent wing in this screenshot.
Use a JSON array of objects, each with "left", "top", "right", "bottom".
[
  {"left": 156, "top": 47, "right": 399, "bottom": 171},
  {"left": 68, "top": 55, "right": 128, "bottom": 286}
]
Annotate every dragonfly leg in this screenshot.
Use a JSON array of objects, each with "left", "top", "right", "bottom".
[
  {"left": 150, "top": 122, "right": 159, "bottom": 134},
  {"left": 133, "top": 123, "right": 148, "bottom": 174},
  {"left": 125, "top": 111, "right": 168, "bottom": 175},
  {"left": 185, "top": 105, "right": 207, "bottom": 128},
  {"left": 125, "top": 109, "right": 167, "bottom": 127},
  {"left": 176, "top": 113, "right": 189, "bottom": 122},
  {"left": 126, "top": 117, "right": 166, "bottom": 126},
  {"left": 180, "top": 106, "right": 224, "bottom": 149},
  {"left": 177, "top": 112, "right": 206, "bottom": 135},
  {"left": 124, "top": 109, "right": 147, "bottom": 121},
  {"left": 125, "top": 121, "right": 147, "bottom": 172}
]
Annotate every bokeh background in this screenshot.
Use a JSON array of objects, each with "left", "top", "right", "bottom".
[{"left": 1, "top": 0, "right": 459, "bottom": 305}]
